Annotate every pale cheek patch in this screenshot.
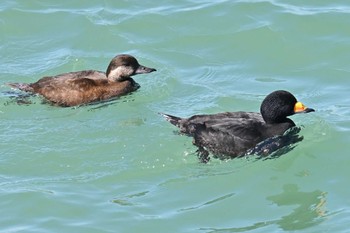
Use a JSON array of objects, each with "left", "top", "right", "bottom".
[{"left": 108, "top": 66, "right": 133, "bottom": 80}]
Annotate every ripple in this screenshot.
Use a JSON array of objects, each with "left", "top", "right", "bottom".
[
  {"left": 112, "top": 191, "right": 149, "bottom": 206},
  {"left": 269, "top": 1, "right": 350, "bottom": 15},
  {"left": 178, "top": 192, "right": 235, "bottom": 212},
  {"left": 0, "top": 47, "right": 72, "bottom": 76},
  {"left": 1, "top": 1, "right": 350, "bottom": 232}
]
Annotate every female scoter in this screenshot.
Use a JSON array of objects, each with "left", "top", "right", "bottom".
[
  {"left": 160, "top": 90, "right": 315, "bottom": 162},
  {"left": 7, "top": 54, "right": 156, "bottom": 107}
]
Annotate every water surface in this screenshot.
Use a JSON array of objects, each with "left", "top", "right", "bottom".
[{"left": 1, "top": 1, "right": 350, "bottom": 232}]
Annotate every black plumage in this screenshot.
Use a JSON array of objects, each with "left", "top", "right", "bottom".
[{"left": 160, "top": 90, "right": 315, "bottom": 162}]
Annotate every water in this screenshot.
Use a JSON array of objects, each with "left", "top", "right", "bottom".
[{"left": 0, "top": 1, "right": 349, "bottom": 232}]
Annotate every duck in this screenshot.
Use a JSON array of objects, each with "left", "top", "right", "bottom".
[
  {"left": 7, "top": 54, "right": 156, "bottom": 107},
  {"left": 160, "top": 90, "right": 315, "bottom": 162}
]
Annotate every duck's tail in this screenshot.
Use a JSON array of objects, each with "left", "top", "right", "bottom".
[
  {"left": 159, "top": 112, "right": 183, "bottom": 127},
  {"left": 7, "top": 82, "right": 33, "bottom": 92}
]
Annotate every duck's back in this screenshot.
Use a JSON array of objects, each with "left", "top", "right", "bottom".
[
  {"left": 30, "top": 71, "right": 137, "bottom": 106},
  {"left": 33, "top": 70, "right": 106, "bottom": 87},
  {"left": 164, "top": 111, "right": 263, "bottom": 135},
  {"left": 191, "top": 116, "right": 264, "bottom": 157},
  {"left": 162, "top": 111, "right": 294, "bottom": 159},
  {"left": 192, "top": 116, "right": 294, "bottom": 159}
]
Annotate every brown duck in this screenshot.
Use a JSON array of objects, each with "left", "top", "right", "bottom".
[{"left": 7, "top": 54, "right": 156, "bottom": 107}]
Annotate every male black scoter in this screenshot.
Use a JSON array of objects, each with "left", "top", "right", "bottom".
[
  {"left": 160, "top": 90, "right": 315, "bottom": 162},
  {"left": 8, "top": 54, "right": 156, "bottom": 107}
]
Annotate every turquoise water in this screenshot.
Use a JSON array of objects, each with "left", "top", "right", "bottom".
[{"left": 1, "top": 1, "right": 350, "bottom": 232}]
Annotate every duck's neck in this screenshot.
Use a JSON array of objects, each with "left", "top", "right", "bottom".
[
  {"left": 265, "top": 117, "right": 295, "bottom": 126},
  {"left": 264, "top": 118, "right": 296, "bottom": 137},
  {"left": 264, "top": 115, "right": 294, "bottom": 125},
  {"left": 284, "top": 118, "right": 295, "bottom": 126}
]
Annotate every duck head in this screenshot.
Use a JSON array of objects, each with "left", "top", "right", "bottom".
[
  {"left": 260, "top": 90, "right": 315, "bottom": 124},
  {"left": 106, "top": 54, "right": 156, "bottom": 81}
]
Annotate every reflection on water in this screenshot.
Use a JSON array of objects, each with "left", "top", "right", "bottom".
[
  {"left": 201, "top": 184, "right": 327, "bottom": 232},
  {"left": 2, "top": 90, "right": 34, "bottom": 106},
  {"left": 267, "top": 184, "right": 327, "bottom": 231}
]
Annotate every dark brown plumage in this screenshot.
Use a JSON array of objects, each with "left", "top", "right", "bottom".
[
  {"left": 160, "top": 90, "right": 315, "bottom": 162},
  {"left": 7, "top": 54, "right": 156, "bottom": 107}
]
